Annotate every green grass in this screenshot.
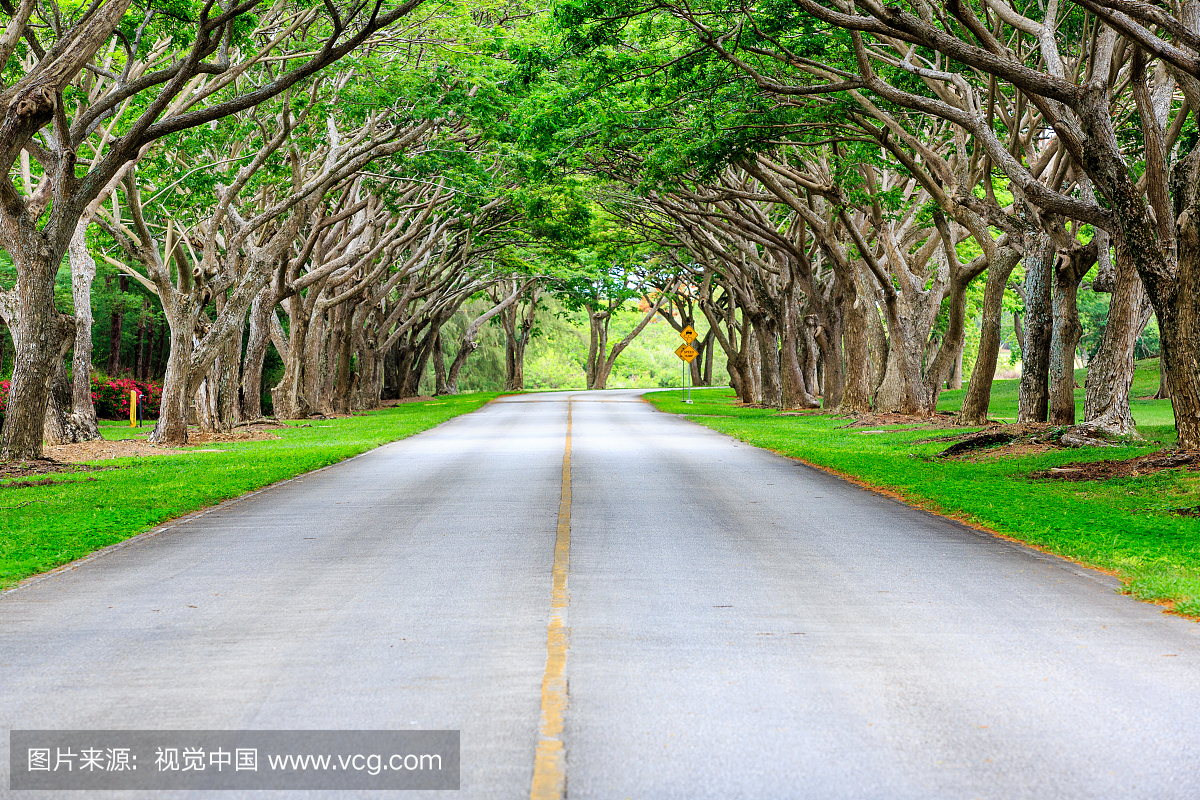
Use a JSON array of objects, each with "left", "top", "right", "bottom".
[
  {"left": 0, "top": 394, "right": 499, "bottom": 589},
  {"left": 937, "top": 357, "right": 1177, "bottom": 431},
  {"left": 648, "top": 364, "right": 1200, "bottom": 615}
]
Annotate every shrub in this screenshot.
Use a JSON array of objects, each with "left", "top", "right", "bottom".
[
  {"left": 0, "top": 376, "right": 160, "bottom": 424},
  {"left": 92, "top": 376, "right": 162, "bottom": 419}
]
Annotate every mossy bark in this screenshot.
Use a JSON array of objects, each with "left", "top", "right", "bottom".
[{"left": 1018, "top": 235, "right": 1055, "bottom": 423}]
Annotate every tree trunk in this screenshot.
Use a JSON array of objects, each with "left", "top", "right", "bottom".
[
  {"left": 506, "top": 330, "right": 528, "bottom": 391},
  {"left": 1084, "top": 246, "right": 1153, "bottom": 438},
  {"left": 404, "top": 325, "right": 440, "bottom": 398},
  {"left": 590, "top": 286, "right": 674, "bottom": 391},
  {"left": 305, "top": 308, "right": 328, "bottom": 414},
  {"left": 43, "top": 340, "right": 95, "bottom": 445},
  {"left": 700, "top": 295, "right": 753, "bottom": 403},
  {"left": 745, "top": 322, "right": 763, "bottom": 404},
  {"left": 1018, "top": 235, "right": 1055, "bottom": 423},
  {"left": 1047, "top": 252, "right": 1090, "bottom": 425},
  {"left": 1155, "top": 357, "right": 1170, "bottom": 400},
  {"left": 43, "top": 359, "right": 81, "bottom": 445},
  {"left": 442, "top": 336, "right": 477, "bottom": 395},
  {"left": 588, "top": 327, "right": 610, "bottom": 390},
  {"left": 433, "top": 330, "right": 450, "bottom": 395},
  {"left": 813, "top": 299, "right": 845, "bottom": 408},
  {"left": 872, "top": 286, "right": 926, "bottom": 415},
  {"left": 922, "top": 230, "right": 989, "bottom": 416},
  {"left": 503, "top": 323, "right": 520, "bottom": 391},
  {"left": 585, "top": 311, "right": 608, "bottom": 390},
  {"left": 352, "top": 324, "right": 383, "bottom": 412},
  {"left": 778, "top": 284, "right": 819, "bottom": 409},
  {"left": 394, "top": 345, "right": 416, "bottom": 398},
  {"left": 329, "top": 308, "right": 355, "bottom": 413},
  {"left": 867, "top": 300, "right": 888, "bottom": 397},
  {"left": 751, "top": 316, "right": 782, "bottom": 407},
  {"left": 501, "top": 289, "right": 537, "bottom": 392},
  {"left": 150, "top": 322, "right": 194, "bottom": 445},
  {"left": 1102, "top": 107, "right": 1200, "bottom": 449},
  {"left": 272, "top": 303, "right": 313, "bottom": 419},
  {"left": 735, "top": 306, "right": 759, "bottom": 402},
  {"left": 835, "top": 278, "right": 872, "bottom": 413},
  {"left": 241, "top": 286, "right": 274, "bottom": 420},
  {"left": 728, "top": 343, "right": 752, "bottom": 402},
  {"left": 195, "top": 368, "right": 218, "bottom": 431},
  {"left": 66, "top": 221, "right": 101, "bottom": 440},
  {"left": 0, "top": 248, "right": 71, "bottom": 461},
  {"left": 960, "top": 251, "right": 1020, "bottom": 425},
  {"left": 382, "top": 342, "right": 402, "bottom": 400},
  {"left": 504, "top": 310, "right": 534, "bottom": 391},
  {"left": 873, "top": 335, "right": 922, "bottom": 414},
  {"left": 801, "top": 317, "right": 820, "bottom": 399},
  {"left": 217, "top": 318, "right": 244, "bottom": 426}
]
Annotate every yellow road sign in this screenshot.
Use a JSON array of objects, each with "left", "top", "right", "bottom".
[
  {"left": 679, "top": 324, "right": 698, "bottom": 343},
  {"left": 675, "top": 343, "right": 699, "bottom": 363}
]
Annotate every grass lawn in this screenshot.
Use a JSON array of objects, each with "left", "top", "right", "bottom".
[
  {"left": 935, "top": 356, "right": 1177, "bottom": 433},
  {"left": 0, "top": 394, "right": 498, "bottom": 590},
  {"left": 647, "top": 361, "right": 1200, "bottom": 615}
]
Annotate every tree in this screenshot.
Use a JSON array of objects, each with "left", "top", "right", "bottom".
[{"left": 0, "top": 0, "right": 428, "bottom": 460}]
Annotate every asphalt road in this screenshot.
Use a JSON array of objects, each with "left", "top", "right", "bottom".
[{"left": 3, "top": 389, "right": 1200, "bottom": 799}]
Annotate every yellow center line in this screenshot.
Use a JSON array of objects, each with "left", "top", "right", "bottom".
[{"left": 530, "top": 399, "right": 572, "bottom": 800}]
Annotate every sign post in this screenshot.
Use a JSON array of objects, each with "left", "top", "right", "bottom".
[
  {"left": 129, "top": 390, "right": 138, "bottom": 427},
  {"left": 675, "top": 325, "right": 699, "bottom": 404}
]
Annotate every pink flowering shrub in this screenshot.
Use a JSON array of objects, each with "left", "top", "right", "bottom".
[
  {"left": 92, "top": 376, "right": 162, "bottom": 419},
  {"left": 0, "top": 376, "right": 160, "bottom": 423}
]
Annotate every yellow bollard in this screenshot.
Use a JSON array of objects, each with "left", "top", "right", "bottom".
[{"left": 129, "top": 389, "right": 137, "bottom": 427}]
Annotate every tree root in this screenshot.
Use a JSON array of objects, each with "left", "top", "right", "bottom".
[
  {"left": 935, "top": 422, "right": 1135, "bottom": 458},
  {"left": 1030, "top": 451, "right": 1199, "bottom": 482},
  {"left": 936, "top": 431, "right": 1017, "bottom": 456}
]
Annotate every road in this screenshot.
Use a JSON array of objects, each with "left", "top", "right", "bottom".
[{"left": 3, "top": 389, "right": 1200, "bottom": 799}]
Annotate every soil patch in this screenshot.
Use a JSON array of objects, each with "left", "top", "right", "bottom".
[
  {"left": 185, "top": 423, "right": 282, "bottom": 444},
  {"left": 3, "top": 476, "right": 99, "bottom": 489},
  {"left": 40, "top": 425, "right": 281, "bottom": 463},
  {"left": 975, "top": 441, "right": 1063, "bottom": 460},
  {"left": 837, "top": 411, "right": 960, "bottom": 429},
  {"left": 0, "top": 458, "right": 114, "bottom": 481},
  {"left": 909, "top": 431, "right": 981, "bottom": 445},
  {"left": 1, "top": 460, "right": 87, "bottom": 479},
  {"left": 1030, "top": 450, "right": 1200, "bottom": 482},
  {"left": 378, "top": 397, "right": 437, "bottom": 407},
  {"left": 44, "top": 439, "right": 191, "bottom": 463}
]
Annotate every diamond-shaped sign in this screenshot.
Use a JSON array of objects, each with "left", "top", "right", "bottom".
[
  {"left": 675, "top": 343, "right": 699, "bottom": 363},
  {"left": 679, "top": 324, "right": 698, "bottom": 343}
]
